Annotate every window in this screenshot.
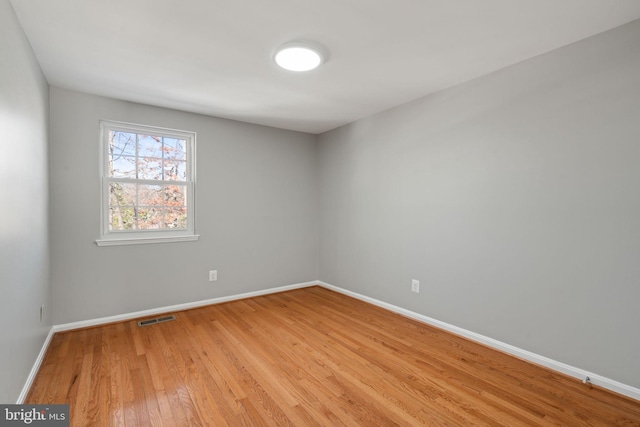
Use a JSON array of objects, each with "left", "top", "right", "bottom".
[{"left": 96, "top": 120, "right": 198, "bottom": 246}]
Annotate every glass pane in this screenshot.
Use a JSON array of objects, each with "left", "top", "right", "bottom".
[
  {"left": 109, "top": 182, "right": 136, "bottom": 206},
  {"left": 137, "top": 207, "right": 163, "bottom": 229},
  {"left": 164, "top": 184, "right": 186, "bottom": 207},
  {"left": 137, "top": 158, "right": 163, "bottom": 180},
  {"left": 163, "top": 160, "right": 186, "bottom": 181},
  {"left": 164, "top": 138, "right": 186, "bottom": 160},
  {"left": 109, "top": 206, "right": 135, "bottom": 230},
  {"left": 110, "top": 131, "right": 136, "bottom": 157},
  {"left": 109, "top": 155, "right": 136, "bottom": 178},
  {"left": 138, "top": 134, "right": 163, "bottom": 158},
  {"left": 138, "top": 184, "right": 163, "bottom": 206},
  {"left": 164, "top": 207, "right": 187, "bottom": 229}
]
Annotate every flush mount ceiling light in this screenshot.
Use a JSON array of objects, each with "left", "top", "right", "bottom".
[{"left": 274, "top": 41, "right": 325, "bottom": 72}]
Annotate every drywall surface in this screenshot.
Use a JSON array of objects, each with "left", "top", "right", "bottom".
[
  {"left": 318, "top": 20, "right": 640, "bottom": 388},
  {"left": 50, "top": 88, "right": 318, "bottom": 324},
  {"left": 0, "top": 0, "right": 51, "bottom": 403}
]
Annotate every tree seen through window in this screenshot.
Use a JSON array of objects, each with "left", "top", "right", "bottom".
[{"left": 108, "top": 130, "right": 188, "bottom": 231}]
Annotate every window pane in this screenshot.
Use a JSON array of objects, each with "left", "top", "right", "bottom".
[
  {"left": 164, "top": 138, "right": 186, "bottom": 160},
  {"left": 110, "top": 131, "right": 136, "bottom": 156},
  {"left": 164, "top": 184, "right": 186, "bottom": 207},
  {"left": 138, "top": 184, "right": 163, "bottom": 207},
  {"left": 109, "top": 206, "right": 135, "bottom": 230},
  {"left": 138, "top": 134, "right": 163, "bottom": 158},
  {"left": 109, "top": 182, "right": 136, "bottom": 207},
  {"left": 163, "top": 160, "right": 186, "bottom": 181},
  {"left": 138, "top": 158, "right": 163, "bottom": 180},
  {"left": 164, "top": 207, "right": 187, "bottom": 229},
  {"left": 101, "top": 121, "right": 195, "bottom": 240},
  {"left": 137, "top": 207, "right": 163, "bottom": 229},
  {"left": 110, "top": 155, "right": 136, "bottom": 178}
]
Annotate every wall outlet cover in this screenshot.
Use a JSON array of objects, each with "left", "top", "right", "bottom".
[{"left": 411, "top": 279, "right": 420, "bottom": 293}]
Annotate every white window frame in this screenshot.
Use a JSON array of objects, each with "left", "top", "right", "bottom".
[{"left": 96, "top": 120, "right": 198, "bottom": 246}]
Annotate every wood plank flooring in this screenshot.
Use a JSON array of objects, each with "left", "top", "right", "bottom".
[{"left": 26, "top": 286, "right": 640, "bottom": 426}]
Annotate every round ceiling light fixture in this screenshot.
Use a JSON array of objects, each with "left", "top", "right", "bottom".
[{"left": 274, "top": 41, "right": 325, "bottom": 72}]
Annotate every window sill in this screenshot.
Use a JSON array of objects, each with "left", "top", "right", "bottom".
[{"left": 95, "top": 234, "right": 200, "bottom": 247}]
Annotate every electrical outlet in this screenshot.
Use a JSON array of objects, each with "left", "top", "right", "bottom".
[
  {"left": 209, "top": 270, "right": 217, "bottom": 282},
  {"left": 411, "top": 279, "right": 420, "bottom": 293}
]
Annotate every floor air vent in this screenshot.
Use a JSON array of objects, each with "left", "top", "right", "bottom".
[{"left": 137, "top": 315, "right": 176, "bottom": 327}]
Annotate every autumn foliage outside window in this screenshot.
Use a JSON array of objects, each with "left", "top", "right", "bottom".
[{"left": 98, "top": 121, "right": 196, "bottom": 245}]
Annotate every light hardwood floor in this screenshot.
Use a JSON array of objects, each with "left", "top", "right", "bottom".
[{"left": 26, "top": 286, "right": 640, "bottom": 426}]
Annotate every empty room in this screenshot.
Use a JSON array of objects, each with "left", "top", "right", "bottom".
[{"left": 2, "top": 0, "right": 640, "bottom": 425}]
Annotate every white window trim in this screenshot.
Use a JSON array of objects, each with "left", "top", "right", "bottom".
[{"left": 96, "top": 120, "right": 199, "bottom": 246}]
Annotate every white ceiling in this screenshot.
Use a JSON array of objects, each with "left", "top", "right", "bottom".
[{"left": 10, "top": 1, "right": 640, "bottom": 134}]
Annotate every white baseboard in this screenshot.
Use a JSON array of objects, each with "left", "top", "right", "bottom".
[
  {"left": 21, "top": 279, "right": 639, "bottom": 403},
  {"left": 16, "top": 327, "right": 56, "bottom": 404},
  {"left": 318, "top": 281, "right": 640, "bottom": 402},
  {"left": 53, "top": 281, "right": 317, "bottom": 332}
]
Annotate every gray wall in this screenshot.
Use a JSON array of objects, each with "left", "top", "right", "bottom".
[
  {"left": 0, "top": 0, "right": 51, "bottom": 403},
  {"left": 50, "top": 88, "right": 318, "bottom": 324},
  {"left": 318, "top": 20, "right": 640, "bottom": 388}
]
